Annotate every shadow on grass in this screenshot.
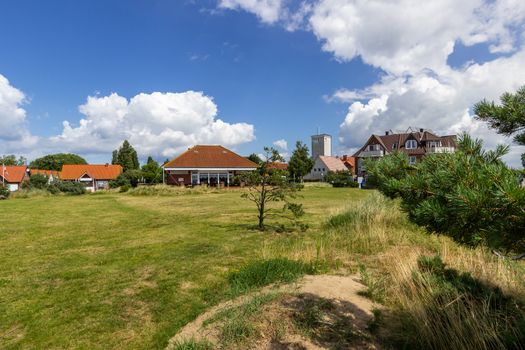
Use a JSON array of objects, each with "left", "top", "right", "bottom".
[
  {"left": 387, "top": 255, "right": 525, "bottom": 349},
  {"left": 287, "top": 293, "right": 377, "bottom": 349}
]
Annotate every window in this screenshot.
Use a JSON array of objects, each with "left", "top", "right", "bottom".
[
  {"left": 368, "top": 144, "right": 380, "bottom": 151},
  {"left": 405, "top": 139, "right": 417, "bottom": 149},
  {"left": 392, "top": 142, "right": 398, "bottom": 150},
  {"left": 428, "top": 141, "right": 441, "bottom": 148},
  {"left": 409, "top": 156, "right": 417, "bottom": 164}
]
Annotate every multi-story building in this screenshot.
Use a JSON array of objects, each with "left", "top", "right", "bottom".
[
  {"left": 353, "top": 128, "right": 457, "bottom": 176},
  {"left": 311, "top": 133, "right": 332, "bottom": 159}
]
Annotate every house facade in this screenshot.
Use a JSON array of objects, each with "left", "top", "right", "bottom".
[
  {"left": 162, "top": 145, "right": 258, "bottom": 186},
  {"left": 1, "top": 165, "right": 28, "bottom": 191},
  {"left": 304, "top": 156, "right": 347, "bottom": 181},
  {"left": 60, "top": 164, "right": 123, "bottom": 191},
  {"left": 353, "top": 128, "right": 457, "bottom": 176}
]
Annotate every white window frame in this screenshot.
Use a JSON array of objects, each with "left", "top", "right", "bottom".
[
  {"left": 409, "top": 156, "right": 417, "bottom": 164},
  {"left": 405, "top": 140, "right": 417, "bottom": 149}
]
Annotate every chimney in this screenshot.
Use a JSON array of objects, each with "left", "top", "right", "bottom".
[
  {"left": 419, "top": 128, "right": 424, "bottom": 132},
  {"left": 105, "top": 163, "right": 109, "bottom": 167},
  {"left": 385, "top": 131, "right": 389, "bottom": 135}
]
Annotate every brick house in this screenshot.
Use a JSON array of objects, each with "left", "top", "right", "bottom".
[
  {"left": 353, "top": 128, "right": 457, "bottom": 176},
  {"left": 162, "top": 145, "right": 258, "bottom": 186}
]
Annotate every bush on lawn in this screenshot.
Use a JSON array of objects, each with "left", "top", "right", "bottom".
[
  {"left": 47, "top": 180, "right": 86, "bottom": 195},
  {"left": 27, "top": 173, "right": 49, "bottom": 189},
  {"left": 0, "top": 184, "right": 10, "bottom": 198},
  {"left": 325, "top": 171, "right": 358, "bottom": 188}
]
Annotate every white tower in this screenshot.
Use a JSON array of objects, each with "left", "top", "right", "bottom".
[{"left": 311, "top": 133, "right": 332, "bottom": 159}]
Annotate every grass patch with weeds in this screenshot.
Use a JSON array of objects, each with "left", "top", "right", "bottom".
[
  {"left": 227, "top": 258, "right": 320, "bottom": 297},
  {"left": 172, "top": 338, "right": 214, "bottom": 350}
]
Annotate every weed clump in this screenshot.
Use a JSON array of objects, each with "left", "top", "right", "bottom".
[{"left": 227, "top": 258, "right": 318, "bottom": 296}]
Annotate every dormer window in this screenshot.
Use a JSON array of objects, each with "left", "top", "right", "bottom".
[
  {"left": 392, "top": 142, "right": 398, "bottom": 150},
  {"left": 428, "top": 141, "right": 441, "bottom": 148},
  {"left": 405, "top": 139, "right": 417, "bottom": 149}
]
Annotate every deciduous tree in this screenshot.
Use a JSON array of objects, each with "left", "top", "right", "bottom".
[
  {"left": 1, "top": 154, "right": 27, "bottom": 166},
  {"left": 142, "top": 156, "right": 162, "bottom": 184},
  {"left": 239, "top": 147, "right": 303, "bottom": 231},
  {"left": 29, "top": 153, "right": 86, "bottom": 171}
]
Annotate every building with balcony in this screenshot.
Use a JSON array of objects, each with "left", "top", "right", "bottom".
[{"left": 353, "top": 128, "right": 457, "bottom": 176}]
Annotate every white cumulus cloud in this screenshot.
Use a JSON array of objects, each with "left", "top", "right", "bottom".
[
  {"left": 273, "top": 138, "right": 288, "bottom": 150},
  {"left": 50, "top": 91, "right": 255, "bottom": 157},
  {"left": 0, "top": 74, "right": 38, "bottom": 153},
  {"left": 0, "top": 75, "right": 256, "bottom": 160},
  {"left": 305, "top": 0, "right": 525, "bottom": 167}
]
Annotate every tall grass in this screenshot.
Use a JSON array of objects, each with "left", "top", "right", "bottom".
[{"left": 262, "top": 191, "right": 525, "bottom": 349}]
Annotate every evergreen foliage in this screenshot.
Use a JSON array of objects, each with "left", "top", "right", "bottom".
[
  {"left": 112, "top": 140, "right": 139, "bottom": 172},
  {"left": 366, "top": 133, "right": 525, "bottom": 252},
  {"left": 288, "top": 141, "right": 314, "bottom": 181},
  {"left": 29, "top": 153, "right": 87, "bottom": 171},
  {"left": 474, "top": 85, "right": 525, "bottom": 167}
]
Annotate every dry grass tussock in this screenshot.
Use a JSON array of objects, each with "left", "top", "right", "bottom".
[{"left": 262, "top": 192, "right": 525, "bottom": 349}]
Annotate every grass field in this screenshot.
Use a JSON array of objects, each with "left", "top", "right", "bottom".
[{"left": 0, "top": 186, "right": 368, "bottom": 349}]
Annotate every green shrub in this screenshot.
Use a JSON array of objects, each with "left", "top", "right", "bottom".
[
  {"left": 47, "top": 181, "right": 86, "bottom": 195},
  {"left": 109, "top": 173, "right": 130, "bottom": 188},
  {"left": 0, "top": 184, "right": 10, "bottom": 198},
  {"left": 325, "top": 171, "right": 357, "bottom": 187},
  {"left": 227, "top": 258, "right": 317, "bottom": 296},
  {"left": 119, "top": 184, "right": 130, "bottom": 193},
  {"left": 110, "top": 170, "right": 142, "bottom": 188},
  {"left": 28, "top": 174, "right": 49, "bottom": 189}
]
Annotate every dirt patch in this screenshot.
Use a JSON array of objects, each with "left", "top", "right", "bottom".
[{"left": 166, "top": 275, "right": 381, "bottom": 349}]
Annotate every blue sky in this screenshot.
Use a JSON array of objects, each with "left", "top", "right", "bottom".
[{"left": 1, "top": 0, "right": 524, "bottom": 166}]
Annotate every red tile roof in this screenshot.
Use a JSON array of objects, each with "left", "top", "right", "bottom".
[
  {"left": 319, "top": 156, "right": 347, "bottom": 172},
  {"left": 30, "top": 169, "right": 60, "bottom": 178},
  {"left": 60, "top": 164, "right": 123, "bottom": 180},
  {"left": 337, "top": 156, "right": 356, "bottom": 169},
  {"left": 0, "top": 165, "right": 27, "bottom": 183},
  {"left": 268, "top": 162, "right": 288, "bottom": 170},
  {"left": 164, "top": 145, "right": 258, "bottom": 169}
]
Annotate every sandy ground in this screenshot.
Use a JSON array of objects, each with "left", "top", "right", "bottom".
[{"left": 166, "top": 274, "right": 381, "bottom": 350}]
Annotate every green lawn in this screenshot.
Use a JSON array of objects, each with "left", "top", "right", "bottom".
[{"left": 0, "top": 187, "right": 368, "bottom": 349}]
